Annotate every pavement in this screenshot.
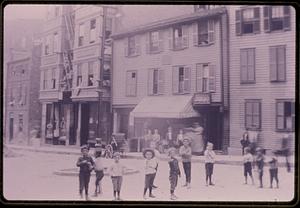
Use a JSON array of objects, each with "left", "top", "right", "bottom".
[{"left": 5, "top": 143, "right": 295, "bottom": 167}]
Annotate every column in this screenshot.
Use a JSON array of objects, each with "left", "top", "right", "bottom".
[
  {"left": 113, "top": 110, "right": 118, "bottom": 133},
  {"left": 41, "top": 103, "right": 47, "bottom": 145},
  {"left": 65, "top": 104, "right": 71, "bottom": 146},
  {"left": 76, "top": 103, "right": 81, "bottom": 147}
]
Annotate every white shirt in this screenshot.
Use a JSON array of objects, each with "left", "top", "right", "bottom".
[
  {"left": 243, "top": 153, "right": 254, "bottom": 163},
  {"left": 145, "top": 158, "right": 158, "bottom": 175},
  {"left": 109, "top": 161, "right": 125, "bottom": 176},
  {"left": 204, "top": 150, "right": 216, "bottom": 163}
]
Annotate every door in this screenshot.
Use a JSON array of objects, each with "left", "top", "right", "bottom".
[
  {"left": 9, "top": 118, "right": 14, "bottom": 141},
  {"left": 206, "top": 107, "right": 223, "bottom": 150},
  {"left": 80, "top": 103, "right": 89, "bottom": 146}
]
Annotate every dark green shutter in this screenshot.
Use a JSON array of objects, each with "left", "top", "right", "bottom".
[
  {"left": 283, "top": 6, "right": 291, "bottom": 30},
  {"left": 236, "top": 10, "right": 242, "bottom": 35},
  {"left": 253, "top": 7, "right": 260, "bottom": 33}
]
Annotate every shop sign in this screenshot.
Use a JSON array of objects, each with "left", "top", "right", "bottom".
[{"left": 193, "top": 92, "right": 211, "bottom": 105}]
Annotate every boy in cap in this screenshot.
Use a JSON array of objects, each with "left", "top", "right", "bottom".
[
  {"left": 204, "top": 142, "right": 216, "bottom": 186},
  {"left": 255, "top": 147, "right": 265, "bottom": 188},
  {"left": 269, "top": 151, "right": 279, "bottom": 188},
  {"left": 76, "top": 145, "right": 95, "bottom": 200},
  {"left": 93, "top": 144, "right": 104, "bottom": 197},
  {"left": 109, "top": 152, "right": 126, "bottom": 201},
  {"left": 243, "top": 147, "right": 254, "bottom": 185},
  {"left": 168, "top": 147, "right": 181, "bottom": 200},
  {"left": 179, "top": 137, "right": 192, "bottom": 188},
  {"left": 143, "top": 148, "right": 157, "bottom": 199}
]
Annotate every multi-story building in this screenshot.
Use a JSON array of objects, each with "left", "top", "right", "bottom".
[
  {"left": 111, "top": 5, "right": 230, "bottom": 152},
  {"left": 227, "top": 5, "right": 295, "bottom": 154},
  {"left": 5, "top": 44, "right": 42, "bottom": 145},
  {"left": 39, "top": 5, "right": 116, "bottom": 147}
]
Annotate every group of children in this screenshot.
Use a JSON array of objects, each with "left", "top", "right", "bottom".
[
  {"left": 76, "top": 136, "right": 280, "bottom": 201},
  {"left": 243, "top": 147, "right": 279, "bottom": 189}
]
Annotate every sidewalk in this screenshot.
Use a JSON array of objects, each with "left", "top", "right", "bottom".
[{"left": 5, "top": 144, "right": 295, "bottom": 167}]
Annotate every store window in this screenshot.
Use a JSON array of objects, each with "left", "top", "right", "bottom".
[{"left": 276, "top": 100, "right": 295, "bottom": 131}]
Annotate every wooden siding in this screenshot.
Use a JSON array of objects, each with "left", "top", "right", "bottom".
[
  {"left": 227, "top": 6, "right": 296, "bottom": 151},
  {"left": 112, "top": 19, "right": 222, "bottom": 106}
]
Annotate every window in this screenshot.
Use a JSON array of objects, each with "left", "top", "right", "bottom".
[
  {"left": 245, "top": 100, "right": 261, "bottom": 130},
  {"left": 148, "top": 69, "right": 164, "bottom": 95},
  {"left": 105, "top": 17, "right": 112, "bottom": 39},
  {"left": 236, "top": 7, "right": 260, "bottom": 35},
  {"left": 172, "top": 25, "right": 188, "bottom": 50},
  {"left": 77, "top": 64, "right": 82, "bottom": 86},
  {"left": 78, "top": 23, "right": 85, "bottom": 46},
  {"left": 53, "top": 32, "right": 59, "bottom": 52},
  {"left": 276, "top": 100, "right": 295, "bottom": 131},
  {"left": 264, "top": 6, "right": 291, "bottom": 32},
  {"left": 18, "top": 114, "right": 23, "bottom": 132},
  {"left": 43, "top": 69, "right": 52, "bottom": 89},
  {"left": 150, "top": 31, "right": 159, "bottom": 52},
  {"left": 45, "top": 35, "right": 51, "bottom": 55},
  {"left": 172, "top": 66, "right": 190, "bottom": 94},
  {"left": 125, "top": 36, "right": 140, "bottom": 57},
  {"left": 196, "top": 64, "right": 216, "bottom": 92},
  {"left": 90, "top": 19, "right": 96, "bottom": 43},
  {"left": 193, "top": 20, "right": 214, "bottom": 46},
  {"left": 21, "top": 85, "right": 27, "bottom": 105},
  {"left": 146, "top": 31, "right": 163, "bottom": 54},
  {"left": 126, "top": 71, "right": 137, "bottom": 96},
  {"left": 88, "top": 62, "right": 94, "bottom": 86},
  {"left": 270, "top": 45, "right": 286, "bottom": 82},
  {"left": 51, "top": 68, "right": 56, "bottom": 89},
  {"left": 240, "top": 48, "right": 255, "bottom": 83}
]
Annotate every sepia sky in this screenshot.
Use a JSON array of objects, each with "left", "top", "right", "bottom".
[{"left": 4, "top": 4, "right": 47, "bottom": 20}]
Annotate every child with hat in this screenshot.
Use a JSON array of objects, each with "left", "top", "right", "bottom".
[
  {"left": 93, "top": 144, "right": 104, "bottom": 197},
  {"left": 76, "top": 145, "right": 95, "bottom": 200},
  {"left": 168, "top": 147, "right": 181, "bottom": 200},
  {"left": 269, "top": 151, "right": 279, "bottom": 188},
  {"left": 204, "top": 142, "right": 216, "bottom": 186},
  {"left": 179, "top": 136, "right": 192, "bottom": 188},
  {"left": 142, "top": 148, "right": 158, "bottom": 199},
  {"left": 109, "top": 152, "right": 126, "bottom": 201},
  {"left": 243, "top": 147, "right": 254, "bottom": 185},
  {"left": 255, "top": 147, "right": 265, "bottom": 188}
]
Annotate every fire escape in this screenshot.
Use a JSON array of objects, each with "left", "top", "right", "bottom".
[{"left": 59, "top": 11, "right": 75, "bottom": 100}]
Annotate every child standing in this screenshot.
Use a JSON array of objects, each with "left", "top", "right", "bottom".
[
  {"left": 143, "top": 148, "right": 157, "bottom": 199},
  {"left": 76, "top": 145, "right": 95, "bottom": 200},
  {"left": 204, "top": 142, "right": 216, "bottom": 186},
  {"left": 255, "top": 147, "right": 265, "bottom": 188},
  {"left": 269, "top": 152, "right": 279, "bottom": 188},
  {"left": 168, "top": 147, "right": 181, "bottom": 200},
  {"left": 179, "top": 137, "right": 192, "bottom": 188},
  {"left": 93, "top": 144, "right": 104, "bottom": 197},
  {"left": 243, "top": 147, "right": 254, "bottom": 185},
  {"left": 150, "top": 142, "right": 160, "bottom": 189},
  {"left": 109, "top": 152, "right": 125, "bottom": 201}
]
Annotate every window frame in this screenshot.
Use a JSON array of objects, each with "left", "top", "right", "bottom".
[
  {"left": 269, "top": 45, "right": 286, "bottom": 82},
  {"left": 236, "top": 7, "right": 261, "bottom": 36},
  {"left": 276, "top": 99, "right": 295, "bottom": 132},
  {"left": 89, "top": 19, "right": 96, "bottom": 44},
  {"left": 244, "top": 99, "right": 262, "bottom": 130},
  {"left": 78, "top": 23, "right": 85, "bottom": 47},
  {"left": 264, "top": 6, "right": 291, "bottom": 32},
  {"left": 240, "top": 48, "right": 256, "bottom": 84},
  {"left": 172, "top": 65, "right": 191, "bottom": 94}
]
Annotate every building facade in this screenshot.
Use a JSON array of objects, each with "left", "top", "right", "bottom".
[
  {"left": 5, "top": 44, "right": 42, "bottom": 145},
  {"left": 111, "top": 6, "right": 230, "bottom": 152},
  {"left": 39, "top": 5, "right": 116, "bottom": 147},
  {"left": 227, "top": 5, "right": 295, "bottom": 154}
]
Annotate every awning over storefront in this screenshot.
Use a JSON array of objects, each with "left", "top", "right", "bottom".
[{"left": 131, "top": 96, "right": 200, "bottom": 118}]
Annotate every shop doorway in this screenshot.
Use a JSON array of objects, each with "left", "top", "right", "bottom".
[
  {"left": 80, "top": 103, "right": 89, "bottom": 145},
  {"left": 205, "top": 107, "right": 223, "bottom": 150}
]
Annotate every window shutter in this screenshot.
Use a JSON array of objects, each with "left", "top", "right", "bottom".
[
  {"left": 158, "top": 69, "right": 165, "bottom": 94},
  {"left": 253, "top": 7, "right": 260, "bottom": 33},
  {"left": 276, "top": 101, "right": 284, "bottom": 130},
  {"left": 277, "top": 46, "right": 286, "bottom": 81},
  {"left": 184, "top": 67, "right": 191, "bottom": 92},
  {"left": 248, "top": 49, "right": 255, "bottom": 82},
  {"left": 172, "top": 67, "right": 179, "bottom": 93},
  {"left": 240, "top": 50, "right": 248, "bottom": 82},
  {"left": 208, "top": 20, "right": 215, "bottom": 43},
  {"left": 148, "top": 69, "right": 154, "bottom": 95},
  {"left": 135, "top": 35, "right": 141, "bottom": 56},
  {"left": 192, "top": 22, "right": 199, "bottom": 46},
  {"left": 168, "top": 28, "right": 173, "bottom": 50},
  {"left": 263, "top": 6, "right": 271, "bottom": 32},
  {"left": 145, "top": 33, "right": 150, "bottom": 54},
  {"left": 235, "top": 10, "right": 242, "bottom": 35},
  {"left": 124, "top": 38, "right": 128, "bottom": 57},
  {"left": 196, "top": 64, "right": 203, "bottom": 92},
  {"left": 209, "top": 65, "right": 216, "bottom": 92},
  {"left": 182, "top": 25, "right": 189, "bottom": 48},
  {"left": 159, "top": 30, "right": 164, "bottom": 52},
  {"left": 269, "top": 47, "right": 277, "bottom": 81},
  {"left": 283, "top": 6, "right": 291, "bottom": 30}
]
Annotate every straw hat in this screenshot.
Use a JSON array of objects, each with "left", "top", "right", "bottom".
[{"left": 143, "top": 148, "right": 155, "bottom": 159}]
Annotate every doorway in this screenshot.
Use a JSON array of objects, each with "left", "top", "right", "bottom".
[
  {"left": 206, "top": 107, "right": 223, "bottom": 150},
  {"left": 80, "top": 103, "right": 89, "bottom": 146}
]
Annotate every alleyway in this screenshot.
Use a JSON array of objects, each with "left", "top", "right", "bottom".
[{"left": 3, "top": 150, "right": 294, "bottom": 202}]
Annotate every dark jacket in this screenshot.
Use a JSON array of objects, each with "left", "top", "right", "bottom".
[
  {"left": 169, "top": 157, "right": 181, "bottom": 176},
  {"left": 76, "top": 155, "right": 95, "bottom": 173}
]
